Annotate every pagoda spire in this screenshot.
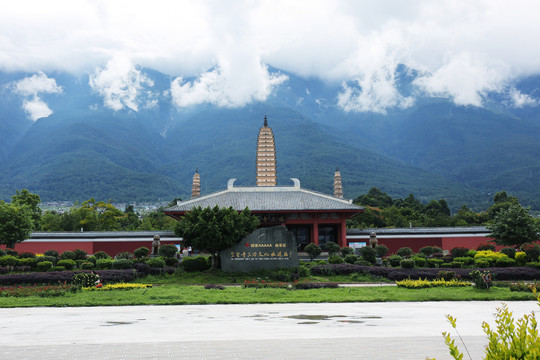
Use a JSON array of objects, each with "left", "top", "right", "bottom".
[
  {"left": 334, "top": 168, "right": 343, "bottom": 198},
  {"left": 191, "top": 169, "right": 201, "bottom": 198},
  {"left": 256, "top": 115, "right": 276, "bottom": 186}
]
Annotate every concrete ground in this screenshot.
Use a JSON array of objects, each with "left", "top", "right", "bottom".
[{"left": 0, "top": 301, "right": 537, "bottom": 359}]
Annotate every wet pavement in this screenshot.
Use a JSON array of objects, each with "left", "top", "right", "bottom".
[{"left": 0, "top": 301, "right": 537, "bottom": 359}]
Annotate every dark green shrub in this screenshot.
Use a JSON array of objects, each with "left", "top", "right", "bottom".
[
  {"left": 57, "top": 259, "right": 76, "bottom": 270},
  {"left": 453, "top": 257, "right": 474, "bottom": 266},
  {"left": 419, "top": 246, "right": 441, "bottom": 256},
  {"left": 521, "top": 243, "right": 540, "bottom": 262},
  {"left": 159, "top": 244, "right": 178, "bottom": 258},
  {"left": 146, "top": 257, "right": 166, "bottom": 269},
  {"left": 441, "top": 263, "right": 453, "bottom": 268},
  {"left": 341, "top": 247, "right": 353, "bottom": 256},
  {"left": 359, "top": 246, "right": 377, "bottom": 264},
  {"left": 411, "top": 256, "right": 426, "bottom": 267},
  {"left": 474, "top": 259, "right": 489, "bottom": 268},
  {"left": 316, "top": 259, "right": 326, "bottom": 265},
  {"left": 388, "top": 255, "right": 402, "bottom": 267},
  {"left": 133, "top": 247, "right": 150, "bottom": 259},
  {"left": 49, "top": 266, "right": 66, "bottom": 272},
  {"left": 500, "top": 247, "right": 516, "bottom": 259},
  {"left": 397, "top": 247, "right": 413, "bottom": 257},
  {"left": 298, "top": 265, "right": 310, "bottom": 277},
  {"left": 44, "top": 250, "right": 59, "bottom": 258},
  {"left": 477, "top": 243, "right": 496, "bottom": 251},
  {"left": 115, "top": 251, "right": 134, "bottom": 260},
  {"left": 356, "top": 259, "right": 372, "bottom": 266},
  {"left": 72, "top": 272, "right": 99, "bottom": 287},
  {"left": 450, "top": 261, "right": 463, "bottom": 268},
  {"left": 325, "top": 242, "right": 341, "bottom": 256},
  {"left": 495, "top": 258, "right": 517, "bottom": 267},
  {"left": 180, "top": 256, "right": 208, "bottom": 271},
  {"left": 304, "top": 244, "right": 322, "bottom": 261},
  {"left": 73, "top": 249, "right": 88, "bottom": 260},
  {"left": 400, "top": 259, "right": 415, "bottom": 268},
  {"left": 374, "top": 245, "right": 389, "bottom": 258},
  {"left": 93, "top": 251, "right": 112, "bottom": 260},
  {"left": 0, "top": 255, "right": 18, "bottom": 267},
  {"left": 427, "top": 259, "right": 444, "bottom": 268},
  {"left": 5, "top": 249, "right": 18, "bottom": 256},
  {"left": 18, "top": 252, "right": 35, "bottom": 259},
  {"left": 0, "top": 249, "right": 5, "bottom": 257},
  {"left": 112, "top": 259, "right": 134, "bottom": 269},
  {"left": 86, "top": 255, "right": 97, "bottom": 265},
  {"left": 450, "top": 247, "right": 469, "bottom": 258},
  {"left": 344, "top": 254, "right": 358, "bottom": 264},
  {"left": 17, "top": 258, "right": 35, "bottom": 268},
  {"left": 328, "top": 255, "right": 344, "bottom": 264},
  {"left": 60, "top": 251, "right": 76, "bottom": 260},
  {"left": 164, "top": 257, "right": 178, "bottom": 266},
  {"left": 271, "top": 269, "right": 292, "bottom": 282},
  {"left": 437, "top": 271, "right": 456, "bottom": 281},
  {"left": 80, "top": 262, "right": 94, "bottom": 270},
  {"left": 75, "top": 260, "right": 86, "bottom": 268},
  {"left": 469, "top": 270, "right": 492, "bottom": 289},
  {"left": 96, "top": 259, "right": 113, "bottom": 269},
  {"left": 37, "top": 261, "right": 53, "bottom": 272}
]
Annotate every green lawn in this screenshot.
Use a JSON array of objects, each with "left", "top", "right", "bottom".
[{"left": 0, "top": 285, "right": 535, "bottom": 308}]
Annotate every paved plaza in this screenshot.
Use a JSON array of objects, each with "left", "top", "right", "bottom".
[{"left": 0, "top": 301, "right": 537, "bottom": 359}]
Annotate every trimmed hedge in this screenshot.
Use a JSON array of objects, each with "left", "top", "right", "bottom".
[
  {"left": 310, "top": 264, "right": 540, "bottom": 281},
  {"left": 0, "top": 270, "right": 136, "bottom": 286}
]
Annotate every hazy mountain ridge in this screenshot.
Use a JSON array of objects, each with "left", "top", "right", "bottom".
[{"left": 0, "top": 67, "right": 539, "bottom": 210}]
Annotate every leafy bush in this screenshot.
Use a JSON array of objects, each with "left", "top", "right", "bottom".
[
  {"left": 374, "top": 245, "right": 389, "bottom": 258},
  {"left": 477, "top": 243, "right": 496, "bottom": 251},
  {"left": 474, "top": 250, "right": 508, "bottom": 266},
  {"left": 180, "top": 256, "right": 210, "bottom": 272},
  {"left": 500, "top": 247, "right": 516, "bottom": 259},
  {"left": 49, "top": 266, "right": 66, "bottom": 272},
  {"left": 60, "top": 251, "right": 76, "bottom": 260},
  {"left": 341, "top": 247, "right": 353, "bottom": 256},
  {"left": 356, "top": 259, "right": 372, "bottom": 266},
  {"left": 295, "top": 282, "right": 339, "bottom": 290},
  {"left": 325, "top": 241, "right": 341, "bottom": 256},
  {"left": 437, "top": 270, "right": 456, "bottom": 281},
  {"left": 515, "top": 252, "right": 527, "bottom": 266},
  {"left": 328, "top": 255, "right": 344, "bottom": 264},
  {"left": 0, "top": 249, "right": 5, "bottom": 257},
  {"left": 37, "top": 261, "right": 53, "bottom": 272},
  {"left": 146, "top": 257, "right": 166, "bottom": 269},
  {"left": 5, "top": 250, "right": 18, "bottom": 256},
  {"left": 158, "top": 244, "right": 178, "bottom": 258},
  {"left": 397, "top": 247, "right": 413, "bottom": 257},
  {"left": 400, "top": 259, "right": 415, "bottom": 269},
  {"left": 96, "top": 259, "right": 113, "bottom": 270},
  {"left": 359, "top": 246, "right": 377, "bottom": 264},
  {"left": 73, "top": 249, "right": 88, "bottom": 260},
  {"left": 427, "top": 259, "right": 444, "bottom": 268},
  {"left": 0, "top": 255, "right": 19, "bottom": 267},
  {"left": 450, "top": 247, "right": 469, "bottom": 259},
  {"left": 388, "top": 255, "right": 402, "bottom": 267},
  {"left": 115, "top": 251, "right": 134, "bottom": 260},
  {"left": 466, "top": 249, "right": 477, "bottom": 258},
  {"left": 133, "top": 247, "right": 150, "bottom": 259},
  {"left": 449, "top": 261, "right": 463, "bottom": 269},
  {"left": 521, "top": 243, "right": 540, "bottom": 262},
  {"left": 304, "top": 244, "right": 322, "bottom": 261},
  {"left": 271, "top": 269, "right": 293, "bottom": 282},
  {"left": 494, "top": 257, "right": 517, "bottom": 267},
  {"left": 112, "top": 259, "right": 134, "bottom": 269},
  {"left": 453, "top": 257, "right": 474, "bottom": 266},
  {"left": 344, "top": 254, "right": 358, "bottom": 264},
  {"left": 441, "top": 263, "right": 453, "bottom": 268},
  {"left": 474, "top": 259, "right": 489, "bottom": 268},
  {"left": 57, "top": 259, "right": 76, "bottom": 270},
  {"left": 0, "top": 269, "right": 135, "bottom": 286},
  {"left": 164, "top": 257, "right": 178, "bottom": 266},
  {"left": 93, "top": 251, "right": 112, "bottom": 260},
  {"left": 44, "top": 250, "right": 59, "bottom": 258},
  {"left": 72, "top": 272, "right": 100, "bottom": 287},
  {"left": 18, "top": 252, "right": 35, "bottom": 259},
  {"left": 17, "top": 258, "right": 35, "bottom": 268},
  {"left": 80, "top": 261, "right": 94, "bottom": 270},
  {"left": 508, "top": 282, "right": 537, "bottom": 292},
  {"left": 411, "top": 256, "right": 426, "bottom": 267},
  {"left": 298, "top": 265, "right": 310, "bottom": 277},
  {"left": 86, "top": 255, "right": 97, "bottom": 265},
  {"left": 419, "top": 246, "right": 437, "bottom": 256}
]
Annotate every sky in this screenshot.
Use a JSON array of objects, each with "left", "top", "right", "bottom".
[{"left": 2, "top": 0, "right": 540, "bottom": 119}]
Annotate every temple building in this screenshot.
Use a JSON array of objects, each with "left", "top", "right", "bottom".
[{"left": 165, "top": 116, "right": 364, "bottom": 250}]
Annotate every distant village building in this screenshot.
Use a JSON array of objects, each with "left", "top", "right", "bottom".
[{"left": 165, "top": 116, "right": 364, "bottom": 250}]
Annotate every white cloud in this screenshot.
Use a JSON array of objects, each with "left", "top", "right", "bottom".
[
  {"left": 22, "top": 96, "right": 53, "bottom": 121},
  {"left": 508, "top": 88, "right": 538, "bottom": 107},
  {"left": 413, "top": 53, "right": 508, "bottom": 107},
  {"left": 12, "top": 72, "right": 62, "bottom": 120},
  {"left": 89, "top": 55, "right": 154, "bottom": 111}
]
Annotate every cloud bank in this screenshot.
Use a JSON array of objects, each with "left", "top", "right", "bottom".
[
  {"left": 1, "top": 0, "right": 540, "bottom": 112},
  {"left": 12, "top": 72, "right": 62, "bottom": 120}
]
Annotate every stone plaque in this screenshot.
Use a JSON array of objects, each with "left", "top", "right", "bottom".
[{"left": 220, "top": 225, "right": 299, "bottom": 272}]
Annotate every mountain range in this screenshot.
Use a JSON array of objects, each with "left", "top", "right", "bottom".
[{"left": 1, "top": 67, "right": 539, "bottom": 211}]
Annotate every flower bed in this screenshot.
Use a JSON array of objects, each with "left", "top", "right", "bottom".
[
  {"left": 0, "top": 283, "right": 77, "bottom": 297},
  {"left": 83, "top": 283, "right": 152, "bottom": 291},
  {"left": 396, "top": 278, "right": 471, "bottom": 289}
]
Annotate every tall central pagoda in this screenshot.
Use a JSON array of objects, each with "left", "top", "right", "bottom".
[{"left": 256, "top": 115, "right": 277, "bottom": 186}]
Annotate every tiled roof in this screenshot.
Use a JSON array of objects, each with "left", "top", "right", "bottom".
[{"left": 166, "top": 179, "right": 363, "bottom": 212}]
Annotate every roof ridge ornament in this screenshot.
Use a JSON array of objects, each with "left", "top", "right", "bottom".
[
  {"left": 264, "top": 114, "right": 268, "bottom": 127},
  {"left": 291, "top": 178, "right": 300, "bottom": 189},
  {"left": 227, "top": 178, "right": 237, "bottom": 190}
]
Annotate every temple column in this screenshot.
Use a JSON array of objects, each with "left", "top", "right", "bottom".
[
  {"left": 339, "top": 220, "right": 347, "bottom": 248},
  {"left": 312, "top": 222, "right": 319, "bottom": 246}
]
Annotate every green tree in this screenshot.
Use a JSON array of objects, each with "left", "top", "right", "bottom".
[
  {"left": 354, "top": 187, "right": 393, "bottom": 208},
  {"left": 304, "top": 243, "right": 322, "bottom": 261},
  {"left": 486, "top": 204, "right": 538, "bottom": 248},
  {"left": 0, "top": 201, "right": 33, "bottom": 248},
  {"left": 174, "top": 206, "right": 259, "bottom": 269},
  {"left": 11, "top": 189, "right": 42, "bottom": 230}
]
